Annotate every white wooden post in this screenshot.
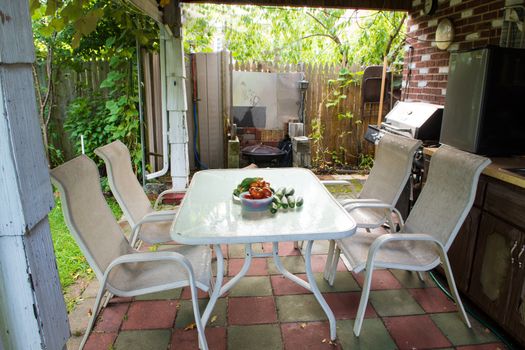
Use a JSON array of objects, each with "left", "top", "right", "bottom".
[
  {"left": 165, "top": 4, "right": 189, "bottom": 190},
  {"left": 0, "top": 1, "right": 69, "bottom": 349}
]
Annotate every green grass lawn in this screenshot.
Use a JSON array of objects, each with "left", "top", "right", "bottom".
[{"left": 49, "top": 194, "right": 122, "bottom": 291}]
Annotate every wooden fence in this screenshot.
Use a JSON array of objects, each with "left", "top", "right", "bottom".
[{"left": 233, "top": 61, "right": 381, "bottom": 167}]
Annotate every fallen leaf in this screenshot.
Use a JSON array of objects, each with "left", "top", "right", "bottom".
[
  {"left": 87, "top": 308, "right": 92, "bottom": 316},
  {"left": 176, "top": 303, "right": 181, "bottom": 309},
  {"left": 210, "top": 315, "right": 218, "bottom": 323},
  {"left": 300, "top": 323, "right": 307, "bottom": 329},
  {"left": 321, "top": 338, "right": 327, "bottom": 343},
  {"left": 184, "top": 322, "right": 197, "bottom": 331}
]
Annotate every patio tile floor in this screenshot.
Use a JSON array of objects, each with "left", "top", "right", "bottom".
[{"left": 72, "top": 241, "right": 509, "bottom": 349}]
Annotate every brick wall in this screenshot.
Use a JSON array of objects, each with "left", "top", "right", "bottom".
[{"left": 401, "top": 0, "right": 513, "bottom": 104}]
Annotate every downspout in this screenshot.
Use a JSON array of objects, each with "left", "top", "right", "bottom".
[{"left": 146, "top": 24, "right": 170, "bottom": 180}]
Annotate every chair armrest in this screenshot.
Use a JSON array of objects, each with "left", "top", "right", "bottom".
[
  {"left": 103, "top": 251, "right": 196, "bottom": 289},
  {"left": 130, "top": 211, "right": 177, "bottom": 246},
  {"left": 366, "top": 233, "right": 444, "bottom": 270},
  {"left": 341, "top": 200, "right": 405, "bottom": 231},
  {"left": 154, "top": 188, "right": 187, "bottom": 209}
]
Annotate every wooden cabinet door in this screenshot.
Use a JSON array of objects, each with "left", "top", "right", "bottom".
[
  {"left": 469, "top": 213, "right": 522, "bottom": 322},
  {"left": 448, "top": 207, "right": 481, "bottom": 293},
  {"left": 505, "top": 238, "right": 525, "bottom": 347}
]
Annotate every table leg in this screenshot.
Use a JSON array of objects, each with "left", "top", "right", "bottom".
[
  {"left": 220, "top": 243, "right": 254, "bottom": 294},
  {"left": 272, "top": 241, "right": 338, "bottom": 340},
  {"left": 201, "top": 244, "right": 224, "bottom": 328}
]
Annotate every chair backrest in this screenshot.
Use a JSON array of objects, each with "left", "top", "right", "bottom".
[
  {"left": 359, "top": 133, "right": 422, "bottom": 206},
  {"left": 403, "top": 145, "right": 491, "bottom": 249},
  {"left": 95, "top": 140, "right": 152, "bottom": 227},
  {"left": 50, "top": 155, "right": 132, "bottom": 279}
]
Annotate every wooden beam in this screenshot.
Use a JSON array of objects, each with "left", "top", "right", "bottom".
[
  {"left": 127, "top": 0, "right": 163, "bottom": 23},
  {"left": 180, "top": 0, "right": 411, "bottom": 11}
]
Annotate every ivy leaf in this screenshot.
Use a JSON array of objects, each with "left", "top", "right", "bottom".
[
  {"left": 49, "top": 17, "right": 65, "bottom": 32},
  {"left": 71, "top": 32, "right": 81, "bottom": 49},
  {"left": 45, "top": 0, "right": 59, "bottom": 16},
  {"left": 29, "top": 0, "right": 41, "bottom": 15},
  {"left": 73, "top": 8, "right": 103, "bottom": 36},
  {"left": 61, "top": 2, "right": 84, "bottom": 22}
]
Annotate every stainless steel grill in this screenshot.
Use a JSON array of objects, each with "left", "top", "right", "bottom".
[{"left": 364, "top": 101, "right": 444, "bottom": 218}]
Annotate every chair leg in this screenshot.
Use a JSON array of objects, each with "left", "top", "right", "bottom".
[
  {"left": 328, "top": 246, "right": 340, "bottom": 286},
  {"left": 417, "top": 271, "right": 426, "bottom": 282},
  {"left": 439, "top": 250, "right": 471, "bottom": 328},
  {"left": 79, "top": 284, "right": 106, "bottom": 350},
  {"left": 323, "top": 240, "right": 336, "bottom": 281},
  {"left": 354, "top": 267, "right": 374, "bottom": 337}
]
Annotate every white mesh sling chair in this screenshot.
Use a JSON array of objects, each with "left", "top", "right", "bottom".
[
  {"left": 336, "top": 145, "right": 490, "bottom": 336},
  {"left": 50, "top": 155, "right": 211, "bottom": 350},
  {"left": 323, "top": 133, "right": 422, "bottom": 284},
  {"left": 95, "top": 140, "right": 182, "bottom": 246}
]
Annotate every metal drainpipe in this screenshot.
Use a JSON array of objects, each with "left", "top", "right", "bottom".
[
  {"left": 146, "top": 25, "right": 170, "bottom": 180},
  {"left": 136, "top": 38, "right": 147, "bottom": 186}
]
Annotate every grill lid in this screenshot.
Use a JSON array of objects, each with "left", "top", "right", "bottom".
[{"left": 382, "top": 101, "right": 443, "bottom": 141}]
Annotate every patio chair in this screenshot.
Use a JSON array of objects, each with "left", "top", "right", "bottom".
[
  {"left": 336, "top": 145, "right": 490, "bottom": 336},
  {"left": 50, "top": 155, "right": 211, "bottom": 350},
  {"left": 322, "top": 133, "right": 422, "bottom": 284},
  {"left": 95, "top": 140, "right": 183, "bottom": 246}
]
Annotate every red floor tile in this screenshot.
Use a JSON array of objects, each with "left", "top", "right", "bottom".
[
  {"left": 94, "top": 302, "right": 129, "bottom": 332},
  {"left": 84, "top": 332, "right": 117, "bottom": 350},
  {"left": 309, "top": 255, "right": 347, "bottom": 273},
  {"left": 171, "top": 327, "right": 227, "bottom": 350},
  {"left": 456, "top": 343, "right": 507, "bottom": 350},
  {"left": 228, "top": 258, "right": 268, "bottom": 276},
  {"left": 408, "top": 287, "right": 457, "bottom": 313},
  {"left": 228, "top": 296, "right": 278, "bottom": 325},
  {"left": 271, "top": 274, "right": 309, "bottom": 295},
  {"left": 181, "top": 286, "right": 211, "bottom": 300},
  {"left": 323, "top": 292, "right": 377, "bottom": 319},
  {"left": 383, "top": 315, "right": 452, "bottom": 349},
  {"left": 108, "top": 296, "right": 134, "bottom": 304},
  {"left": 121, "top": 300, "right": 178, "bottom": 330},
  {"left": 353, "top": 270, "right": 403, "bottom": 290},
  {"left": 276, "top": 242, "right": 302, "bottom": 256},
  {"left": 281, "top": 322, "right": 342, "bottom": 350}
]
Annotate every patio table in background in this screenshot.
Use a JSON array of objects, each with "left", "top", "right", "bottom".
[{"left": 170, "top": 168, "right": 357, "bottom": 342}]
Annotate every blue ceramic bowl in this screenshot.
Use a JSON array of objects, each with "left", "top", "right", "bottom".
[{"left": 240, "top": 192, "right": 273, "bottom": 212}]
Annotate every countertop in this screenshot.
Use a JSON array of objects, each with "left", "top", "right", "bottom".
[{"left": 424, "top": 147, "right": 525, "bottom": 189}]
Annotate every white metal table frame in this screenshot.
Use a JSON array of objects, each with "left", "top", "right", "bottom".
[{"left": 170, "top": 168, "right": 357, "bottom": 343}]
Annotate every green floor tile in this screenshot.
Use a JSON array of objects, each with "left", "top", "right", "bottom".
[
  {"left": 175, "top": 298, "right": 227, "bottom": 328},
  {"left": 228, "top": 324, "right": 282, "bottom": 350},
  {"left": 314, "top": 272, "right": 361, "bottom": 293},
  {"left": 268, "top": 256, "right": 305, "bottom": 275},
  {"left": 114, "top": 330, "right": 171, "bottom": 350},
  {"left": 336, "top": 319, "right": 397, "bottom": 350},
  {"left": 229, "top": 276, "right": 273, "bottom": 297},
  {"left": 276, "top": 295, "right": 326, "bottom": 322},
  {"left": 430, "top": 312, "right": 498, "bottom": 346},
  {"left": 369, "top": 289, "right": 425, "bottom": 316},
  {"left": 390, "top": 269, "right": 436, "bottom": 288},
  {"left": 134, "top": 289, "right": 182, "bottom": 301}
]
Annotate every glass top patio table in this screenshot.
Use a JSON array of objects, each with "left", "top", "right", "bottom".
[{"left": 170, "top": 167, "right": 357, "bottom": 244}]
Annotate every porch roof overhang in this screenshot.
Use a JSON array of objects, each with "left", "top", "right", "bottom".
[{"left": 129, "top": 0, "right": 412, "bottom": 22}]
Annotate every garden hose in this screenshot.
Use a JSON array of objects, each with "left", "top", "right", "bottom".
[{"left": 428, "top": 270, "right": 516, "bottom": 350}]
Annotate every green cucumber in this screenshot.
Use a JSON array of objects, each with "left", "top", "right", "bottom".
[
  {"left": 295, "top": 196, "right": 304, "bottom": 207},
  {"left": 270, "top": 202, "right": 279, "bottom": 214},
  {"left": 280, "top": 195, "right": 289, "bottom": 209},
  {"left": 275, "top": 187, "right": 285, "bottom": 199},
  {"left": 287, "top": 195, "right": 296, "bottom": 208},
  {"left": 285, "top": 187, "right": 295, "bottom": 196},
  {"left": 272, "top": 196, "right": 282, "bottom": 206}
]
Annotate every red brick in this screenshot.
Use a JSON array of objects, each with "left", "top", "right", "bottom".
[
  {"left": 228, "top": 297, "right": 278, "bottom": 325},
  {"left": 84, "top": 332, "right": 117, "bottom": 350},
  {"left": 281, "top": 322, "right": 342, "bottom": 350},
  {"left": 309, "top": 255, "right": 346, "bottom": 273},
  {"left": 271, "top": 274, "right": 309, "bottom": 295},
  {"left": 353, "top": 270, "right": 402, "bottom": 291},
  {"left": 171, "top": 327, "right": 227, "bottom": 350},
  {"left": 383, "top": 315, "right": 452, "bottom": 349},
  {"left": 121, "top": 300, "right": 178, "bottom": 330},
  {"left": 94, "top": 302, "right": 129, "bottom": 332},
  {"left": 228, "top": 258, "right": 268, "bottom": 276},
  {"left": 408, "top": 288, "right": 457, "bottom": 313},
  {"left": 180, "top": 286, "right": 210, "bottom": 300},
  {"left": 456, "top": 343, "right": 508, "bottom": 350},
  {"left": 323, "top": 292, "right": 377, "bottom": 319}
]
